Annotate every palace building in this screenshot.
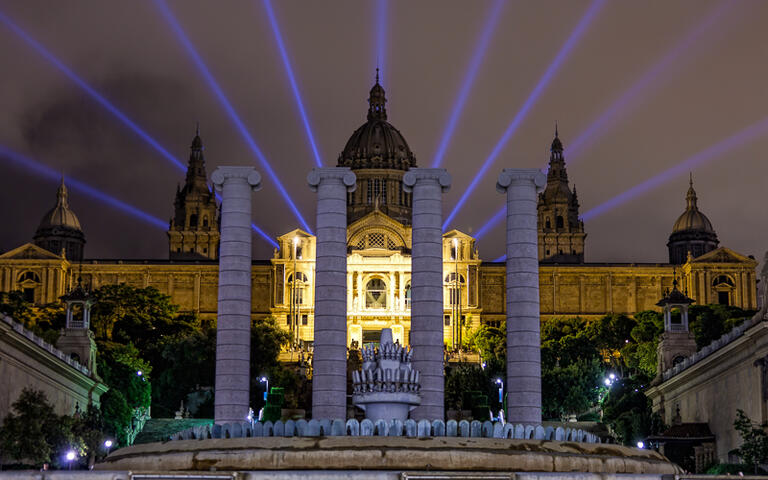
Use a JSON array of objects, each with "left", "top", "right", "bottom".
[{"left": 0, "top": 78, "right": 758, "bottom": 350}]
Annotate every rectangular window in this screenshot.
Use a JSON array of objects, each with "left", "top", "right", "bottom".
[
  {"left": 444, "top": 315, "right": 451, "bottom": 326},
  {"left": 718, "top": 291, "right": 730, "bottom": 306},
  {"left": 367, "top": 179, "right": 373, "bottom": 205},
  {"left": 302, "top": 314, "right": 308, "bottom": 326}
]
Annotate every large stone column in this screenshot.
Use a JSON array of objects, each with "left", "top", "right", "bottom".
[
  {"left": 212, "top": 166, "right": 262, "bottom": 424},
  {"left": 309, "top": 167, "right": 356, "bottom": 420},
  {"left": 403, "top": 168, "right": 451, "bottom": 420},
  {"left": 496, "top": 168, "right": 546, "bottom": 425}
]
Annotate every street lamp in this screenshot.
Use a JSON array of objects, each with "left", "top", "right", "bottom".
[
  {"left": 495, "top": 378, "right": 504, "bottom": 404},
  {"left": 260, "top": 376, "right": 269, "bottom": 402},
  {"left": 104, "top": 439, "right": 113, "bottom": 455},
  {"left": 452, "top": 238, "right": 461, "bottom": 350},
  {"left": 292, "top": 236, "right": 300, "bottom": 348},
  {"left": 636, "top": 441, "right": 645, "bottom": 449},
  {"left": 65, "top": 450, "right": 76, "bottom": 470}
]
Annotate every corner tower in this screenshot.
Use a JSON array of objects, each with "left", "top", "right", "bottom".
[
  {"left": 667, "top": 175, "right": 718, "bottom": 264},
  {"left": 34, "top": 178, "right": 86, "bottom": 261},
  {"left": 338, "top": 71, "right": 417, "bottom": 225},
  {"left": 168, "top": 127, "right": 219, "bottom": 260},
  {"left": 537, "top": 128, "right": 585, "bottom": 263}
]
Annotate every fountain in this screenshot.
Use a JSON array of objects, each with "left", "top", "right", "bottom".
[{"left": 352, "top": 328, "right": 421, "bottom": 421}]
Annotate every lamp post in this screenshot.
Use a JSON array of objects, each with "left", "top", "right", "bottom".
[
  {"left": 260, "top": 376, "right": 269, "bottom": 402},
  {"left": 104, "top": 440, "right": 113, "bottom": 455},
  {"left": 292, "top": 236, "right": 300, "bottom": 348},
  {"left": 66, "top": 450, "right": 76, "bottom": 470},
  {"left": 495, "top": 378, "right": 504, "bottom": 404},
  {"left": 452, "top": 238, "right": 462, "bottom": 350}
]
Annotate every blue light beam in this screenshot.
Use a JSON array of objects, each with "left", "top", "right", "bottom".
[
  {"left": 154, "top": 0, "right": 313, "bottom": 234},
  {"left": 583, "top": 114, "right": 768, "bottom": 221},
  {"left": 443, "top": 0, "right": 606, "bottom": 231},
  {"left": 375, "top": 0, "right": 387, "bottom": 84},
  {"left": 0, "top": 9, "right": 278, "bottom": 247},
  {"left": 0, "top": 9, "right": 186, "bottom": 173},
  {"left": 261, "top": 0, "right": 323, "bottom": 167},
  {"left": 474, "top": 205, "right": 506, "bottom": 241},
  {"left": 567, "top": 1, "right": 732, "bottom": 161},
  {"left": 431, "top": 0, "right": 506, "bottom": 168},
  {"left": 0, "top": 145, "right": 168, "bottom": 229}
]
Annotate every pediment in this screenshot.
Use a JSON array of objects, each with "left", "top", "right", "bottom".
[
  {"left": 690, "top": 247, "right": 756, "bottom": 265},
  {"left": 0, "top": 243, "right": 64, "bottom": 260},
  {"left": 347, "top": 211, "right": 410, "bottom": 250},
  {"left": 443, "top": 229, "right": 475, "bottom": 241}
]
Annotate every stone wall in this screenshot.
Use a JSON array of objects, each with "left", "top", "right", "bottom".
[
  {"left": 0, "top": 315, "right": 107, "bottom": 421},
  {"left": 646, "top": 320, "right": 768, "bottom": 462}
]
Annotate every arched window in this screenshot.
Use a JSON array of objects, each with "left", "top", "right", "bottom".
[
  {"left": 189, "top": 214, "right": 198, "bottom": 228},
  {"left": 556, "top": 216, "right": 564, "bottom": 229},
  {"left": 202, "top": 216, "right": 209, "bottom": 227},
  {"left": 404, "top": 283, "right": 411, "bottom": 308},
  {"left": 18, "top": 271, "right": 40, "bottom": 283},
  {"left": 366, "top": 278, "right": 387, "bottom": 308},
  {"left": 545, "top": 218, "right": 551, "bottom": 229},
  {"left": 287, "top": 272, "right": 309, "bottom": 305},
  {"left": 444, "top": 273, "right": 466, "bottom": 284},
  {"left": 712, "top": 275, "right": 735, "bottom": 287}
]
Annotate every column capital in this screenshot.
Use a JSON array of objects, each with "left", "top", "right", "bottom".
[
  {"left": 403, "top": 168, "right": 451, "bottom": 193},
  {"left": 307, "top": 167, "right": 356, "bottom": 192},
  {"left": 212, "top": 166, "right": 262, "bottom": 193},
  {"left": 496, "top": 168, "right": 546, "bottom": 194}
]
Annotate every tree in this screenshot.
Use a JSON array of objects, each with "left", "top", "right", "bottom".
[
  {"left": 542, "top": 358, "right": 603, "bottom": 420},
  {"left": 248, "top": 316, "right": 292, "bottom": 409},
  {"left": 689, "top": 305, "right": 753, "bottom": 349},
  {"left": 99, "top": 388, "right": 132, "bottom": 447},
  {"left": 601, "top": 375, "right": 662, "bottom": 445},
  {"left": 0, "top": 389, "right": 81, "bottom": 467},
  {"left": 734, "top": 409, "right": 768, "bottom": 473},
  {"left": 151, "top": 325, "right": 216, "bottom": 417}
]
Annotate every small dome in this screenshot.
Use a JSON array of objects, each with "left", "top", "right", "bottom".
[
  {"left": 671, "top": 179, "right": 714, "bottom": 234},
  {"left": 672, "top": 209, "right": 714, "bottom": 234},
  {"left": 337, "top": 76, "right": 416, "bottom": 171},
  {"left": 37, "top": 179, "right": 82, "bottom": 232}
]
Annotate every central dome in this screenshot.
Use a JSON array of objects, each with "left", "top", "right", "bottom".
[{"left": 337, "top": 75, "right": 416, "bottom": 171}]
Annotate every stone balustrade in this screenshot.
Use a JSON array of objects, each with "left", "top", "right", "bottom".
[
  {"left": 662, "top": 316, "right": 760, "bottom": 381},
  {"left": 170, "top": 418, "right": 600, "bottom": 443}
]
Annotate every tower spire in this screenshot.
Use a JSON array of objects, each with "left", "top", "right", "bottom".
[
  {"left": 367, "top": 70, "right": 387, "bottom": 121},
  {"left": 686, "top": 172, "right": 698, "bottom": 210}
]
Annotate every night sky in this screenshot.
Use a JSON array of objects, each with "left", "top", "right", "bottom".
[{"left": 0, "top": 0, "right": 766, "bottom": 265}]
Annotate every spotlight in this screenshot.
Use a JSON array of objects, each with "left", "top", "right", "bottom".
[
  {"left": 442, "top": 0, "right": 606, "bottom": 231},
  {"left": 262, "top": 0, "right": 323, "bottom": 167},
  {"left": 154, "top": 0, "right": 313, "bottom": 235},
  {"left": 431, "top": 0, "right": 505, "bottom": 168},
  {"left": 609, "top": 373, "right": 616, "bottom": 380},
  {"left": 583, "top": 114, "right": 768, "bottom": 221},
  {"left": 603, "top": 378, "right": 611, "bottom": 386}
]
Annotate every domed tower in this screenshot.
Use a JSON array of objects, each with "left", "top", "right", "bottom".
[
  {"left": 34, "top": 177, "right": 86, "bottom": 261},
  {"left": 168, "top": 127, "right": 219, "bottom": 260},
  {"left": 667, "top": 175, "right": 718, "bottom": 264},
  {"left": 537, "top": 127, "right": 585, "bottom": 263},
  {"left": 338, "top": 71, "right": 417, "bottom": 225}
]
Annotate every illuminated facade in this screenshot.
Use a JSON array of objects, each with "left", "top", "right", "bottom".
[{"left": 0, "top": 80, "right": 758, "bottom": 350}]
